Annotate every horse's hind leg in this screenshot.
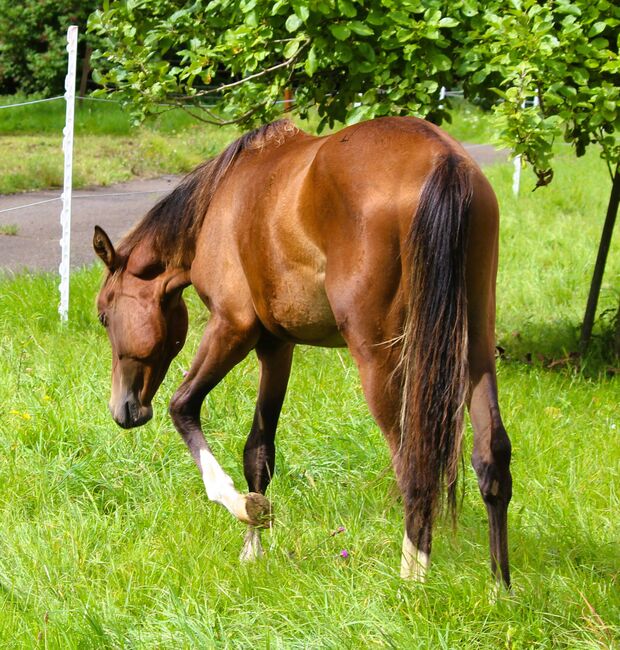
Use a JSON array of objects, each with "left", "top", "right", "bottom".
[
  {"left": 169, "top": 314, "right": 274, "bottom": 527},
  {"left": 240, "top": 337, "right": 294, "bottom": 561},
  {"left": 468, "top": 334, "right": 512, "bottom": 590},
  {"left": 336, "top": 322, "right": 433, "bottom": 581}
]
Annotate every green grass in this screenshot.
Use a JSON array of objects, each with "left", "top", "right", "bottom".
[
  {"left": 0, "top": 96, "right": 239, "bottom": 194},
  {"left": 0, "top": 224, "right": 17, "bottom": 236},
  {"left": 0, "top": 134, "right": 618, "bottom": 646},
  {"left": 0, "top": 95, "right": 205, "bottom": 136}
]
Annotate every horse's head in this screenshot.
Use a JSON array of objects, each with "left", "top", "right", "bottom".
[{"left": 93, "top": 226, "right": 190, "bottom": 429}]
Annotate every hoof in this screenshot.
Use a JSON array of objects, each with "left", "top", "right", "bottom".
[{"left": 244, "top": 492, "right": 273, "bottom": 528}]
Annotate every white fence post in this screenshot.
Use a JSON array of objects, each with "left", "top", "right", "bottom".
[
  {"left": 59, "top": 25, "right": 78, "bottom": 322},
  {"left": 438, "top": 86, "right": 446, "bottom": 109},
  {"left": 512, "top": 154, "right": 522, "bottom": 196},
  {"left": 512, "top": 95, "right": 540, "bottom": 197}
]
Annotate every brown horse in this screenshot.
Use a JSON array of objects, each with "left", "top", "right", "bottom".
[{"left": 93, "top": 117, "right": 512, "bottom": 587}]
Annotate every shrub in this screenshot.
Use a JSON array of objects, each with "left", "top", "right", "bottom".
[{"left": 0, "top": 0, "right": 99, "bottom": 96}]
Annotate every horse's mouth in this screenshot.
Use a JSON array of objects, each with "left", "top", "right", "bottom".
[{"left": 110, "top": 399, "right": 153, "bottom": 429}]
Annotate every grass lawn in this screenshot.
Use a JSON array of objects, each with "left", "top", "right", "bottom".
[
  {"left": 0, "top": 97, "right": 238, "bottom": 194},
  {"left": 0, "top": 104, "right": 618, "bottom": 647}
]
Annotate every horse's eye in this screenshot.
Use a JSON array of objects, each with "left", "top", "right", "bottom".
[{"left": 98, "top": 313, "right": 108, "bottom": 327}]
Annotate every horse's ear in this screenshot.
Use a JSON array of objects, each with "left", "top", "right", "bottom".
[{"left": 93, "top": 226, "right": 117, "bottom": 270}]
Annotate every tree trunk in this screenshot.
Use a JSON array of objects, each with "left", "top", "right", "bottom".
[
  {"left": 614, "top": 299, "right": 620, "bottom": 358},
  {"left": 79, "top": 43, "right": 93, "bottom": 104},
  {"left": 283, "top": 88, "right": 293, "bottom": 113},
  {"left": 580, "top": 166, "right": 620, "bottom": 351}
]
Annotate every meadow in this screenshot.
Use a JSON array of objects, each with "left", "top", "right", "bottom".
[
  {"left": 0, "top": 101, "right": 618, "bottom": 648},
  {"left": 0, "top": 96, "right": 238, "bottom": 194}
]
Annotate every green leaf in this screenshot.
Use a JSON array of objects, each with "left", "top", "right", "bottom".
[
  {"left": 346, "top": 103, "right": 374, "bottom": 125},
  {"left": 428, "top": 50, "right": 451, "bottom": 71},
  {"left": 348, "top": 20, "right": 373, "bottom": 36},
  {"left": 294, "top": 3, "right": 310, "bottom": 21},
  {"left": 366, "top": 11, "right": 385, "bottom": 26},
  {"left": 240, "top": 0, "right": 257, "bottom": 14},
  {"left": 571, "top": 68, "right": 589, "bottom": 85},
  {"left": 304, "top": 45, "right": 318, "bottom": 76},
  {"left": 271, "top": 0, "right": 288, "bottom": 15},
  {"left": 438, "top": 17, "right": 459, "bottom": 28},
  {"left": 472, "top": 68, "right": 489, "bottom": 85},
  {"left": 329, "top": 24, "right": 351, "bottom": 40},
  {"left": 355, "top": 61, "right": 375, "bottom": 73},
  {"left": 338, "top": 0, "right": 357, "bottom": 18},
  {"left": 588, "top": 21, "right": 607, "bottom": 37},
  {"left": 285, "top": 14, "right": 302, "bottom": 32},
  {"left": 357, "top": 41, "right": 375, "bottom": 61},
  {"left": 283, "top": 39, "right": 301, "bottom": 59},
  {"left": 334, "top": 42, "right": 353, "bottom": 62}
]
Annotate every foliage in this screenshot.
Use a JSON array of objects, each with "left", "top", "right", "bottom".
[
  {"left": 89, "top": 0, "right": 619, "bottom": 182},
  {"left": 88, "top": 0, "right": 470, "bottom": 130},
  {"left": 459, "top": 0, "right": 619, "bottom": 186},
  {"left": 0, "top": 0, "right": 98, "bottom": 96}
]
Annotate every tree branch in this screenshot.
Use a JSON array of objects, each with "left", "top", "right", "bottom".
[
  {"left": 177, "top": 40, "right": 309, "bottom": 100},
  {"left": 176, "top": 102, "right": 266, "bottom": 126}
]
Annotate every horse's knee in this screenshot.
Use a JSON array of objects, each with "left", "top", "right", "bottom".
[{"left": 169, "top": 385, "right": 199, "bottom": 429}]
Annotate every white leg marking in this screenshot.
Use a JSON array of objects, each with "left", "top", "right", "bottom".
[
  {"left": 488, "top": 579, "right": 501, "bottom": 604},
  {"left": 400, "top": 532, "right": 430, "bottom": 581},
  {"left": 239, "top": 527, "right": 264, "bottom": 562},
  {"left": 198, "top": 448, "right": 248, "bottom": 522}
]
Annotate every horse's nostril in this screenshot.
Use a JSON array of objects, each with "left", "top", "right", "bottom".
[{"left": 110, "top": 395, "right": 152, "bottom": 429}]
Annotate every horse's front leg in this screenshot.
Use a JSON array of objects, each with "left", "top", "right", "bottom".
[
  {"left": 169, "top": 314, "right": 273, "bottom": 528},
  {"left": 240, "top": 337, "right": 294, "bottom": 561}
]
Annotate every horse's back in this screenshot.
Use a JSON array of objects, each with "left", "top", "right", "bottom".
[{"left": 192, "top": 117, "right": 497, "bottom": 347}]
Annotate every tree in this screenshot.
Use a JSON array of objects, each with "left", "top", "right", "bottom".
[
  {"left": 0, "top": 0, "right": 98, "bottom": 96},
  {"left": 88, "top": 0, "right": 471, "bottom": 128},
  {"left": 89, "top": 0, "right": 619, "bottom": 350},
  {"left": 458, "top": 0, "right": 619, "bottom": 350}
]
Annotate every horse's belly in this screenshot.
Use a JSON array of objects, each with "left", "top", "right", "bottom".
[{"left": 256, "top": 274, "right": 344, "bottom": 347}]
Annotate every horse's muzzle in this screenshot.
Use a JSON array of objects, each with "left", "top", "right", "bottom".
[{"left": 109, "top": 397, "right": 153, "bottom": 429}]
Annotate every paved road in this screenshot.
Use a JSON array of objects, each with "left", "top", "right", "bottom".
[
  {"left": 0, "top": 176, "right": 179, "bottom": 274},
  {"left": 0, "top": 144, "right": 508, "bottom": 274}
]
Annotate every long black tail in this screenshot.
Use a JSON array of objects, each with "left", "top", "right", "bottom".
[{"left": 399, "top": 152, "right": 472, "bottom": 540}]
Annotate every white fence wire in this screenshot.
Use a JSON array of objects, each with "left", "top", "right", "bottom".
[{"left": 0, "top": 96, "right": 64, "bottom": 109}]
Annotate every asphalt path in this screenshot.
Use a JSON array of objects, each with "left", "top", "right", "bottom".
[{"left": 0, "top": 144, "right": 508, "bottom": 274}]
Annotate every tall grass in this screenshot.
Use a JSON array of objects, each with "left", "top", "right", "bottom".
[{"left": 0, "top": 144, "right": 618, "bottom": 646}]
